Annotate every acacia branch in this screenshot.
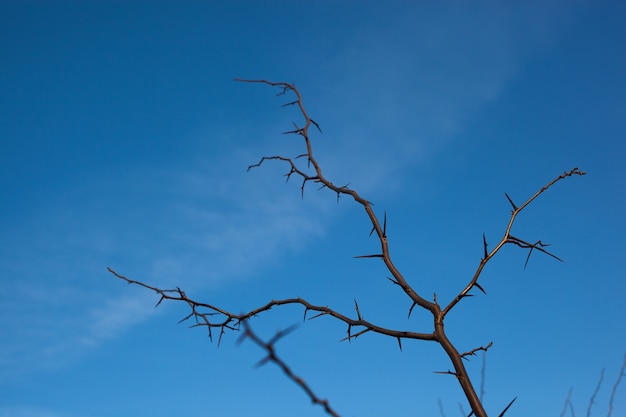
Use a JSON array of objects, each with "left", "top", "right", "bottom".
[
  {"left": 111, "top": 80, "right": 586, "bottom": 417},
  {"left": 237, "top": 321, "right": 341, "bottom": 417},
  {"left": 442, "top": 167, "right": 586, "bottom": 317},
  {"left": 234, "top": 79, "right": 436, "bottom": 317},
  {"left": 108, "top": 267, "right": 435, "bottom": 345}
]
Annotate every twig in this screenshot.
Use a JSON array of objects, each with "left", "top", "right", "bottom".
[
  {"left": 237, "top": 321, "right": 341, "bottom": 417},
  {"left": 438, "top": 398, "right": 447, "bottom": 417},
  {"left": 480, "top": 350, "right": 487, "bottom": 403},
  {"left": 607, "top": 352, "right": 626, "bottom": 417},
  {"left": 560, "top": 388, "right": 573, "bottom": 417},
  {"left": 586, "top": 368, "right": 604, "bottom": 417}
]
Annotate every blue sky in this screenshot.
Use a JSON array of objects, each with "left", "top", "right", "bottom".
[{"left": 1, "top": 1, "right": 625, "bottom": 416}]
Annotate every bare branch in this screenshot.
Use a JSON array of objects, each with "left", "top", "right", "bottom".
[
  {"left": 607, "top": 352, "right": 626, "bottom": 417},
  {"left": 460, "top": 342, "right": 493, "bottom": 360},
  {"left": 233, "top": 78, "right": 436, "bottom": 320},
  {"left": 443, "top": 167, "right": 585, "bottom": 318},
  {"left": 480, "top": 351, "right": 487, "bottom": 404},
  {"left": 237, "top": 321, "right": 342, "bottom": 417},
  {"left": 560, "top": 388, "right": 573, "bottom": 417},
  {"left": 107, "top": 267, "right": 436, "bottom": 345},
  {"left": 586, "top": 368, "right": 604, "bottom": 417},
  {"left": 111, "top": 80, "right": 587, "bottom": 417},
  {"left": 438, "top": 398, "right": 447, "bottom": 417}
]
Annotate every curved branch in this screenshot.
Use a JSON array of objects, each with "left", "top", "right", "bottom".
[
  {"left": 108, "top": 267, "right": 436, "bottom": 345},
  {"left": 234, "top": 78, "right": 435, "bottom": 316}
]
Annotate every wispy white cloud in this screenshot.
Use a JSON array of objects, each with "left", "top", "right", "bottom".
[
  {"left": 0, "top": 136, "right": 334, "bottom": 378},
  {"left": 0, "top": 279, "right": 157, "bottom": 378},
  {"left": 78, "top": 292, "right": 157, "bottom": 347}
]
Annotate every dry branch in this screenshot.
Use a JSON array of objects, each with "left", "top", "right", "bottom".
[
  {"left": 110, "top": 79, "right": 586, "bottom": 417},
  {"left": 608, "top": 352, "right": 626, "bottom": 417},
  {"left": 237, "top": 321, "right": 341, "bottom": 417}
]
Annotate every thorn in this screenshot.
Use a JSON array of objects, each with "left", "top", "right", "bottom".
[
  {"left": 310, "top": 119, "right": 322, "bottom": 133},
  {"left": 354, "top": 299, "right": 362, "bottom": 320},
  {"left": 281, "top": 100, "right": 298, "bottom": 107},
  {"left": 177, "top": 312, "right": 194, "bottom": 324},
  {"left": 483, "top": 233, "right": 488, "bottom": 259},
  {"left": 282, "top": 129, "right": 303, "bottom": 135},
  {"left": 254, "top": 356, "right": 271, "bottom": 368},
  {"left": 524, "top": 247, "right": 533, "bottom": 269},
  {"left": 383, "top": 210, "right": 387, "bottom": 238},
  {"left": 497, "top": 397, "right": 517, "bottom": 417},
  {"left": 504, "top": 192, "right": 518, "bottom": 211},
  {"left": 301, "top": 179, "right": 306, "bottom": 199},
  {"left": 474, "top": 282, "right": 487, "bottom": 295},
  {"left": 369, "top": 225, "right": 376, "bottom": 237},
  {"left": 387, "top": 276, "right": 399, "bottom": 286},
  {"left": 155, "top": 295, "right": 165, "bottom": 307},
  {"left": 524, "top": 240, "right": 563, "bottom": 269},
  {"left": 433, "top": 370, "right": 458, "bottom": 377},
  {"left": 408, "top": 301, "right": 417, "bottom": 318},
  {"left": 340, "top": 328, "right": 370, "bottom": 342},
  {"left": 282, "top": 122, "right": 303, "bottom": 136},
  {"left": 309, "top": 312, "right": 328, "bottom": 320},
  {"left": 397, "top": 337, "right": 402, "bottom": 352},
  {"left": 353, "top": 254, "right": 384, "bottom": 259}
]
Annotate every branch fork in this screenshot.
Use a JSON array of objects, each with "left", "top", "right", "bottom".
[{"left": 109, "top": 79, "right": 586, "bottom": 417}]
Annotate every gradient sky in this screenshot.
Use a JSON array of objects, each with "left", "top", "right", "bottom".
[{"left": 1, "top": 2, "right": 625, "bottom": 417}]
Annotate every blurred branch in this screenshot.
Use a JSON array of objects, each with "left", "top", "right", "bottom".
[
  {"left": 586, "top": 368, "right": 604, "bottom": 417},
  {"left": 607, "top": 352, "right": 626, "bottom": 417},
  {"left": 560, "top": 388, "right": 573, "bottom": 417},
  {"left": 237, "top": 321, "right": 341, "bottom": 417}
]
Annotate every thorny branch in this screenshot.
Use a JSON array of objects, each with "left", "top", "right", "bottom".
[
  {"left": 107, "top": 267, "right": 435, "bottom": 346},
  {"left": 237, "top": 321, "right": 341, "bottom": 417},
  {"left": 110, "top": 79, "right": 586, "bottom": 416}
]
